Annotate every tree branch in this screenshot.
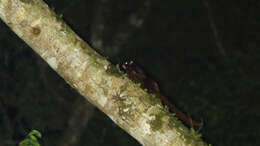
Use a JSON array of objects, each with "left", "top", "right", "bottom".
[{"left": 0, "top": 0, "right": 208, "bottom": 145}]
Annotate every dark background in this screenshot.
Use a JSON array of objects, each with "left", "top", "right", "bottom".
[{"left": 1, "top": 0, "right": 260, "bottom": 145}]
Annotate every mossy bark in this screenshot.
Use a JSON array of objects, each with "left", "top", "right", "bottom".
[{"left": 0, "top": 0, "right": 208, "bottom": 146}]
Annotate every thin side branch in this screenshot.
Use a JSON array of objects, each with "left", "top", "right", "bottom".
[{"left": 203, "top": 0, "right": 227, "bottom": 57}]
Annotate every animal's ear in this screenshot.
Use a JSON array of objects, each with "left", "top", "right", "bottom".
[{"left": 151, "top": 81, "right": 160, "bottom": 93}]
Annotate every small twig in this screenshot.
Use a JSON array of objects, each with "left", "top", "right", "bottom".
[
  {"left": 203, "top": 0, "right": 227, "bottom": 57},
  {"left": 90, "top": 0, "right": 151, "bottom": 56}
]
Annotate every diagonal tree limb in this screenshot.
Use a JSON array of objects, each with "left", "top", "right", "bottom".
[{"left": 0, "top": 0, "right": 208, "bottom": 145}]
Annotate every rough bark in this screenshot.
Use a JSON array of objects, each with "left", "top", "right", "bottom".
[{"left": 0, "top": 0, "right": 208, "bottom": 146}]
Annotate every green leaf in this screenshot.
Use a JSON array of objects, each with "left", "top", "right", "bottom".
[
  {"left": 28, "top": 130, "right": 42, "bottom": 138},
  {"left": 19, "top": 130, "right": 42, "bottom": 146}
]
